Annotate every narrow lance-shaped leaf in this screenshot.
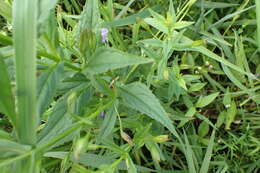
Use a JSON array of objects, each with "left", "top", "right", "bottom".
[
  {"left": 97, "top": 103, "right": 118, "bottom": 142},
  {"left": 78, "top": 0, "right": 100, "bottom": 32},
  {"left": 38, "top": 0, "right": 59, "bottom": 25},
  {"left": 118, "top": 82, "right": 181, "bottom": 141},
  {"left": 198, "top": 121, "right": 209, "bottom": 138},
  {"left": 84, "top": 47, "right": 153, "bottom": 74},
  {"left": 225, "top": 101, "right": 237, "bottom": 130},
  {"left": 0, "top": 139, "right": 31, "bottom": 154},
  {"left": 199, "top": 130, "right": 216, "bottom": 173},
  {"left": 196, "top": 92, "right": 219, "bottom": 108},
  {"left": 0, "top": 129, "right": 12, "bottom": 140},
  {"left": 0, "top": 0, "right": 12, "bottom": 22},
  {"left": 183, "top": 131, "right": 196, "bottom": 173},
  {"left": 78, "top": 0, "right": 100, "bottom": 53},
  {"left": 37, "top": 63, "right": 64, "bottom": 117},
  {"left": 44, "top": 152, "right": 154, "bottom": 172},
  {"left": 126, "top": 154, "right": 137, "bottom": 173},
  {"left": 38, "top": 98, "right": 68, "bottom": 142},
  {"left": 195, "top": 1, "right": 238, "bottom": 9},
  {"left": 0, "top": 59, "right": 16, "bottom": 127}
]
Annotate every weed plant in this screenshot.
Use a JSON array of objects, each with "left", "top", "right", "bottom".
[{"left": 0, "top": 0, "right": 260, "bottom": 172}]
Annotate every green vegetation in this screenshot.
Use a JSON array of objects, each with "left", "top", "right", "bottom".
[{"left": 0, "top": 0, "right": 259, "bottom": 172}]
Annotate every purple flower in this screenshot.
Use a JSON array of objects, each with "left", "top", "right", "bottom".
[
  {"left": 99, "top": 111, "right": 105, "bottom": 118},
  {"left": 101, "top": 28, "right": 109, "bottom": 43},
  {"left": 255, "top": 73, "right": 260, "bottom": 78}
]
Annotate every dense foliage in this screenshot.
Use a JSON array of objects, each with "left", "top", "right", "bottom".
[{"left": 0, "top": 0, "right": 260, "bottom": 172}]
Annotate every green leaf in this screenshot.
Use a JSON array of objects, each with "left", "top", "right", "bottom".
[
  {"left": 38, "top": 98, "right": 72, "bottom": 146},
  {"left": 78, "top": 0, "right": 100, "bottom": 32},
  {"left": 196, "top": 92, "right": 219, "bottom": 108},
  {"left": 118, "top": 82, "right": 181, "bottom": 140},
  {"left": 183, "top": 132, "right": 196, "bottom": 173},
  {"left": 0, "top": 0, "right": 12, "bottom": 22},
  {"left": 115, "top": 0, "right": 136, "bottom": 19},
  {"left": 73, "top": 86, "right": 94, "bottom": 116},
  {"left": 208, "top": 6, "right": 254, "bottom": 29},
  {"left": 199, "top": 130, "right": 215, "bottom": 173},
  {"left": 256, "top": 0, "right": 260, "bottom": 49},
  {"left": 223, "top": 89, "right": 231, "bottom": 106},
  {"left": 195, "top": 1, "right": 238, "bottom": 8},
  {"left": 198, "top": 121, "right": 209, "bottom": 138},
  {"left": 97, "top": 104, "right": 117, "bottom": 142},
  {"left": 144, "top": 17, "right": 168, "bottom": 33},
  {"left": 222, "top": 64, "right": 247, "bottom": 91},
  {"left": 0, "top": 59, "right": 16, "bottom": 127},
  {"left": 0, "top": 139, "right": 31, "bottom": 154},
  {"left": 172, "top": 21, "right": 194, "bottom": 30},
  {"left": 89, "top": 75, "right": 113, "bottom": 96},
  {"left": 103, "top": 7, "right": 153, "bottom": 28},
  {"left": 200, "top": 31, "right": 232, "bottom": 46},
  {"left": 37, "top": 63, "right": 64, "bottom": 117},
  {"left": 126, "top": 155, "right": 137, "bottom": 173},
  {"left": 191, "top": 46, "right": 253, "bottom": 77},
  {"left": 38, "top": 0, "right": 58, "bottom": 25},
  {"left": 216, "top": 111, "right": 226, "bottom": 128},
  {"left": 0, "top": 34, "right": 13, "bottom": 46},
  {"left": 0, "top": 130, "right": 11, "bottom": 140},
  {"left": 84, "top": 47, "right": 153, "bottom": 74},
  {"left": 145, "top": 141, "right": 165, "bottom": 162},
  {"left": 225, "top": 101, "right": 237, "bottom": 130},
  {"left": 178, "top": 107, "right": 196, "bottom": 128},
  {"left": 141, "top": 31, "right": 254, "bottom": 77},
  {"left": 77, "top": 0, "right": 100, "bottom": 53},
  {"left": 44, "top": 152, "right": 154, "bottom": 172},
  {"left": 189, "top": 83, "right": 207, "bottom": 92}
]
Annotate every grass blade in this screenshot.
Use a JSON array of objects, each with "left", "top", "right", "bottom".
[
  {"left": 199, "top": 130, "right": 216, "bottom": 173},
  {"left": 256, "top": 0, "right": 260, "bottom": 49},
  {"left": 183, "top": 131, "right": 196, "bottom": 173},
  {"left": 0, "top": 139, "right": 31, "bottom": 154}
]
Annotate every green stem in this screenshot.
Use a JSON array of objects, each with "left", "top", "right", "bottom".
[{"left": 13, "top": 0, "right": 38, "bottom": 145}]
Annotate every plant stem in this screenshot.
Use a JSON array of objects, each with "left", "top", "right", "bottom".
[{"left": 13, "top": 0, "right": 38, "bottom": 145}]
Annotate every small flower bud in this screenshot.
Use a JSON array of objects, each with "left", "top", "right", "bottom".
[
  {"left": 121, "top": 131, "right": 133, "bottom": 146},
  {"left": 205, "top": 61, "right": 210, "bottom": 66},
  {"left": 225, "top": 104, "right": 231, "bottom": 108},
  {"left": 153, "top": 135, "right": 169, "bottom": 143}
]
